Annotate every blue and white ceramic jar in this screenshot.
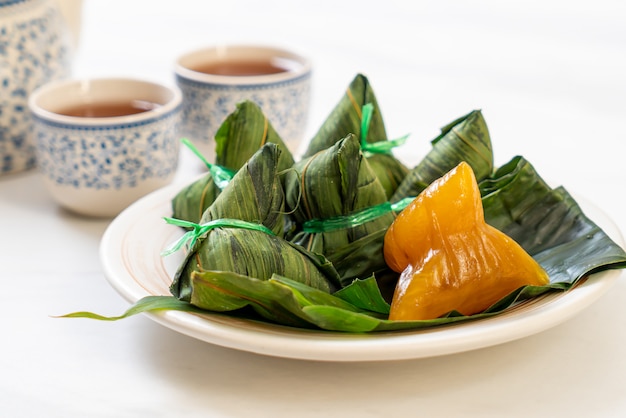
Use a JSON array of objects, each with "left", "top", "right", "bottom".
[
  {"left": 175, "top": 45, "right": 312, "bottom": 159},
  {"left": 0, "top": 0, "right": 73, "bottom": 175}
]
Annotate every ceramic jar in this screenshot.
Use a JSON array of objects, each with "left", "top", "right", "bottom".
[{"left": 0, "top": 0, "right": 73, "bottom": 175}]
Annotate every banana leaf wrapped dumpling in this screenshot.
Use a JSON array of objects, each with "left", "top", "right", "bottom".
[
  {"left": 303, "top": 73, "right": 409, "bottom": 198},
  {"left": 285, "top": 134, "right": 396, "bottom": 286},
  {"left": 169, "top": 143, "right": 339, "bottom": 303},
  {"left": 390, "top": 109, "right": 494, "bottom": 203},
  {"left": 171, "top": 100, "right": 296, "bottom": 223},
  {"left": 214, "top": 100, "right": 295, "bottom": 172}
]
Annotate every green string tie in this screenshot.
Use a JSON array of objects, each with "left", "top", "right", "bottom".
[
  {"left": 181, "top": 137, "right": 235, "bottom": 189},
  {"left": 161, "top": 217, "right": 276, "bottom": 256},
  {"left": 302, "top": 197, "right": 415, "bottom": 233},
  {"left": 360, "top": 103, "right": 410, "bottom": 156}
]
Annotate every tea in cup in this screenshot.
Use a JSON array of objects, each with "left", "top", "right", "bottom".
[
  {"left": 175, "top": 44, "right": 312, "bottom": 157},
  {"left": 28, "top": 78, "right": 182, "bottom": 217}
]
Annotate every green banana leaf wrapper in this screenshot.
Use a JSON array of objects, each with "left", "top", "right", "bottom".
[
  {"left": 67, "top": 153, "right": 626, "bottom": 332},
  {"left": 390, "top": 109, "right": 494, "bottom": 202},
  {"left": 188, "top": 272, "right": 384, "bottom": 329},
  {"left": 199, "top": 143, "right": 287, "bottom": 236},
  {"left": 171, "top": 100, "right": 296, "bottom": 223},
  {"left": 170, "top": 170, "right": 224, "bottom": 226},
  {"left": 161, "top": 154, "right": 626, "bottom": 332},
  {"left": 303, "top": 73, "right": 409, "bottom": 198},
  {"left": 285, "top": 134, "right": 395, "bottom": 285},
  {"left": 65, "top": 107, "right": 626, "bottom": 334},
  {"left": 480, "top": 156, "right": 626, "bottom": 286},
  {"left": 175, "top": 228, "right": 338, "bottom": 299},
  {"left": 170, "top": 143, "right": 340, "bottom": 301},
  {"left": 214, "top": 100, "right": 295, "bottom": 172}
]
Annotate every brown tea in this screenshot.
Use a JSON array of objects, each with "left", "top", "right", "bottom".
[
  {"left": 192, "top": 59, "right": 290, "bottom": 76},
  {"left": 57, "top": 100, "right": 160, "bottom": 117}
]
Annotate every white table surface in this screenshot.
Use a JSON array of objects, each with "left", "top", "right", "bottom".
[{"left": 2, "top": 0, "right": 626, "bottom": 416}]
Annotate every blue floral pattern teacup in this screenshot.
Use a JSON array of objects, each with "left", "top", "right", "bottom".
[
  {"left": 28, "top": 78, "right": 182, "bottom": 217},
  {"left": 175, "top": 45, "right": 311, "bottom": 158}
]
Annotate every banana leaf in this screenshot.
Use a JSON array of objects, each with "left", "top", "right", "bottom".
[
  {"left": 214, "top": 100, "right": 295, "bottom": 172},
  {"left": 172, "top": 155, "right": 626, "bottom": 331},
  {"left": 174, "top": 228, "right": 338, "bottom": 298},
  {"left": 325, "top": 229, "right": 393, "bottom": 288},
  {"left": 390, "top": 109, "right": 494, "bottom": 202},
  {"left": 368, "top": 153, "right": 410, "bottom": 199},
  {"left": 480, "top": 155, "right": 626, "bottom": 283},
  {"left": 199, "top": 143, "right": 287, "bottom": 236},
  {"left": 302, "top": 73, "right": 409, "bottom": 198},
  {"left": 171, "top": 100, "right": 295, "bottom": 223},
  {"left": 170, "top": 150, "right": 232, "bottom": 224},
  {"left": 68, "top": 154, "right": 626, "bottom": 331},
  {"left": 170, "top": 143, "right": 340, "bottom": 301},
  {"left": 62, "top": 101, "right": 626, "bottom": 332},
  {"left": 189, "top": 272, "right": 366, "bottom": 329},
  {"left": 303, "top": 74, "right": 387, "bottom": 156},
  {"left": 284, "top": 134, "right": 395, "bottom": 285},
  {"left": 333, "top": 275, "right": 390, "bottom": 314}
]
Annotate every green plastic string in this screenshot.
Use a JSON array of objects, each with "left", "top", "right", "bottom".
[
  {"left": 360, "top": 103, "right": 410, "bottom": 156},
  {"left": 161, "top": 217, "right": 276, "bottom": 256},
  {"left": 302, "top": 197, "right": 415, "bottom": 233},
  {"left": 181, "top": 138, "right": 235, "bottom": 189}
]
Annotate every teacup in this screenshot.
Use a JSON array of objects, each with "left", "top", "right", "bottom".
[
  {"left": 28, "top": 78, "right": 182, "bottom": 218},
  {"left": 175, "top": 44, "right": 312, "bottom": 158}
]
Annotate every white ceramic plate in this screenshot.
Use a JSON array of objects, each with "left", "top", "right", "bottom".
[{"left": 100, "top": 182, "right": 625, "bottom": 362}]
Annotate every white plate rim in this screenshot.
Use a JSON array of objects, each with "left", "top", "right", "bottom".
[{"left": 99, "top": 182, "right": 625, "bottom": 362}]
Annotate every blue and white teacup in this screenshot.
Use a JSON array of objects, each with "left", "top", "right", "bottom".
[
  {"left": 175, "top": 44, "right": 312, "bottom": 158},
  {"left": 28, "top": 78, "right": 182, "bottom": 217}
]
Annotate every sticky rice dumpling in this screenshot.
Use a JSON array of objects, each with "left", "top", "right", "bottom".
[
  {"left": 214, "top": 100, "right": 295, "bottom": 172},
  {"left": 170, "top": 143, "right": 339, "bottom": 302},
  {"left": 384, "top": 162, "right": 549, "bottom": 320},
  {"left": 302, "top": 73, "right": 409, "bottom": 198},
  {"left": 285, "top": 134, "right": 395, "bottom": 286},
  {"left": 390, "top": 109, "right": 493, "bottom": 203},
  {"left": 171, "top": 100, "right": 295, "bottom": 223}
]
